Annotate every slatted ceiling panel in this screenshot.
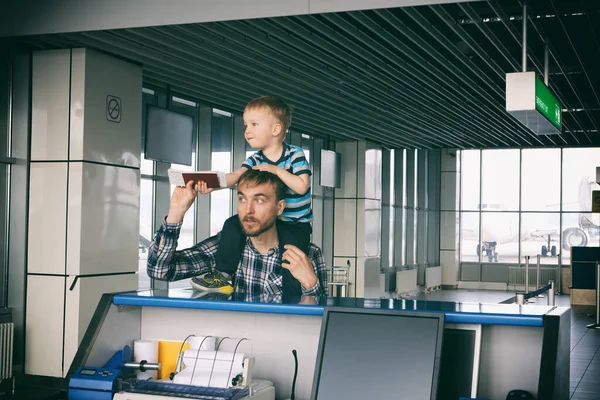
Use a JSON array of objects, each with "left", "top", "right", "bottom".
[
  {"left": 508, "top": 0, "right": 600, "bottom": 142},
  {"left": 481, "top": 1, "right": 588, "bottom": 145},
  {"left": 18, "top": 0, "right": 600, "bottom": 149},
  {"left": 377, "top": 7, "right": 541, "bottom": 148}
]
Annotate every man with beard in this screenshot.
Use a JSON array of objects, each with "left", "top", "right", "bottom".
[{"left": 147, "top": 169, "right": 326, "bottom": 297}]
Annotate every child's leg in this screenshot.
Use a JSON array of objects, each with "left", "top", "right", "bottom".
[
  {"left": 214, "top": 215, "right": 245, "bottom": 275},
  {"left": 277, "top": 221, "right": 313, "bottom": 296},
  {"left": 277, "top": 221, "right": 312, "bottom": 254}
]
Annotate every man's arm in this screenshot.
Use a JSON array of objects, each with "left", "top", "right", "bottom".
[{"left": 147, "top": 218, "right": 219, "bottom": 281}]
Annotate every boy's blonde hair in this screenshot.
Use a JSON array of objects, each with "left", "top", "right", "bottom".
[{"left": 245, "top": 96, "right": 292, "bottom": 136}]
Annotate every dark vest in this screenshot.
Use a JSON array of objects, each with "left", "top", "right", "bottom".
[{"left": 216, "top": 233, "right": 303, "bottom": 296}]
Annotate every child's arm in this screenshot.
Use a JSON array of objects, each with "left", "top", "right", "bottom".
[
  {"left": 253, "top": 164, "right": 310, "bottom": 195},
  {"left": 225, "top": 167, "right": 248, "bottom": 187},
  {"left": 198, "top": 167, "right": 247, "bottom": 194}
]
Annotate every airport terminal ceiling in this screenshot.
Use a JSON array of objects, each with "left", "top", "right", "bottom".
[{"left": 12, "top": 0, "right": 600, "bottom": 149}]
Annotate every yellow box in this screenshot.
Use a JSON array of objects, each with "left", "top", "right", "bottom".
[{"left": 158, "top": 340, "right": 191, "bottom": 379}]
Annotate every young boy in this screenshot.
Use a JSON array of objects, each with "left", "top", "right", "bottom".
[{"left": 201, "top": 96, "right": 313, "bottom": 293}]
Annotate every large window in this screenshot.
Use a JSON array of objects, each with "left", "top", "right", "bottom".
[
  {"left": 460, "top": 148, "right": 600, "bottom": 267},
  {"left": 138, "top": 89, "right": 157, "bottom": 290},
  {"left": 389, "top": 149, "right": 395, "bottom": 264},
  {"left": 138, "top": 89, "right": 200, "bottom": 289},
  {"left": 138, "top": 179, "right": 154, "bottom": 290},
  {"left": 460, "top": 212, "right": 479, "bottom": 262},
  {"left": 521, "top": 149, "right": 560, "bottom": 211},
  {"left": 562, "top": 148, "right": 600, "bottom": 262},
  {"left": 461, "top": 150, "right": 480, "bottom": 211},
  {"left": 481, "top": 149, "right": 519, "bottom": 211},
  {"left": 401, "top": 150, "right": 407, "bottom": 266},
  {"left": 170, "top": 98, "right": 198, "bottom": 250},
  {"left": 210, "top": 110, "right": 233, "bottom": 236}
]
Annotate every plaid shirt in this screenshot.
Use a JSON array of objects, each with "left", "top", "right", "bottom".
[{"left": 147, "top": 219, "right": 327, "bottom": 297}]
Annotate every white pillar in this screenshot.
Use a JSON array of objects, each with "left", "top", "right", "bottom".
[
  {"left": 440, "top": 149, "right": 460, "bottom": 287},
  {"left": 333, "top": 141, "right": 382, "bottom": 298},
  {"left": 26, "top": 48, "right": 141, "bottom": 377}
]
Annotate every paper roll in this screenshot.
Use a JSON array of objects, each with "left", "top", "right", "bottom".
[
  {"left": 134, "top": 339, "right": 158, "bottom": 380},
  {"left": 182, "top": 350, "right": 244, "bottom": 365},
  {"left": 158, "top": 340, "right": 191, "bottom": 380},
  {"left": 173, "top": 369, "right": 241, "bottom": 388},
  {"left": 189, "top": 336, "right": 216, "bottom": 351}
]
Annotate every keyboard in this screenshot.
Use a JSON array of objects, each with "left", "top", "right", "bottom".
[{"left": 124, "top": 379, "right": 250, "bottom": 400}]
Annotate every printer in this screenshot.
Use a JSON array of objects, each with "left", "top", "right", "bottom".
[{"left": 69, "top": 345, "right": 275, "bottom": 400}]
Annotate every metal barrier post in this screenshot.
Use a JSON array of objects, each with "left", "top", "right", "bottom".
[
  {"left": 556, "top": 257, "right": 562, "bottom": 294},
  {"left": 524, "top": 256, "right": 530, "bottom": 295},
  {"left": 547, "top": 281, "right": 555, "bottom": 307},
  {"left": 516, "top": 293, "right": 525, "bottom": 305},
  {"left": 587, "top": 262, "right": 600, "bottom": 330},
  {"left": 536, "top": 254, "right": 541, "bottom": 291}
]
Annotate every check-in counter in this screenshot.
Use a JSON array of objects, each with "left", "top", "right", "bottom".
[{"left": 70, "top": 289, "right": 570, "bottom": 400}]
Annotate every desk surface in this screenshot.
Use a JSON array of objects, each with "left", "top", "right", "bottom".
[{"left": 112, "top": 289, "right": 568, "bottom": 327}]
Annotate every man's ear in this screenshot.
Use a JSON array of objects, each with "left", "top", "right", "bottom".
[{"left": 277, "top": 199, "right": 286, "bottom": 216}]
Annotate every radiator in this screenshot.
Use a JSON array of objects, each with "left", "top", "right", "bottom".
[
  {"left": 508, "top": 267, "right": 558, "bottom": 287},
  {"left": 0, "top": 323, "right": 12, "bottom": 380},
  {"left": 396, "top": 268, "right": 418, "bottom": 296},
  {"left": 425, "top": 266, "right": 442, "bottom": 291}
]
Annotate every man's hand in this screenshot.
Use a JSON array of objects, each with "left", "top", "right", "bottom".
[
  {"left": 252, "top": 164, "right": 281, "bottom": 175},
  {"left": 197, "top": 180, "right": 214, "bottom": 195},
  {"left": 166, "top": 180, "right": 200, "bottom": 223},
  {"left": 282, "top": 245, "right": 318, "bottom": 290}
]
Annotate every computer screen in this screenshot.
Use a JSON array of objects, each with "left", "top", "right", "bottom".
[
  {"left": 311, "top": 307, "right": 445, "bottom": 400},
  {"left": 437, "top": 324, "right": 481, "bottom": 400},
  {"left": 144, "top": 105, "right": 194, "bottom": 166}
]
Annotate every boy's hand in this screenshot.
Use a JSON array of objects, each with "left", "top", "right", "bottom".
[
  {"left": 197, "top": 180, "right": 214, "bottom": 195},
  {"left": 252, "top": 164, "right": 281, "bottom": 175},
  {"left": 282, "top": 245, "right": 318, "bottom": 290}
]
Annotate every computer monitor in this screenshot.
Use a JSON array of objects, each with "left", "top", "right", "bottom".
[
  {"left": 144, "top": 105, "right": 194, "bottom": 166},
  {"left": 437, "top": 324, "right": 482, "bottom": 400},
  {"left": 311, "top": 307, "right": 445, "bottom": 400}
]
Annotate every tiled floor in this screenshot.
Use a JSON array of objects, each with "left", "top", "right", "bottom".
[
  {"left": 418, "top": 289, "right": 600, "bottom": 400},
  {"left": 569, "top": 306, "right": 600, "bottom": 400}
]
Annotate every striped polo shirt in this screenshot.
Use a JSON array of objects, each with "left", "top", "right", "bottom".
[{"left": 242, "top": 143, "right": 313, "bottom": 223}]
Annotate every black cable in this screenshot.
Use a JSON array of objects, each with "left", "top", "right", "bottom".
[
  {"left": 190, "top": 336, "right": 214, "bottom": 385},
  {"left": 291, "top": 349, "right": 298, "bottom": 400}
]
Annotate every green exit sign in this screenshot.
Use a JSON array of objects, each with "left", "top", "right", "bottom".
[
  {"left": 535, "top": 76, "right": 562, "bottom": 130},
  {"left": 506, "top": 72, "right": 562, "bottom": 135}
]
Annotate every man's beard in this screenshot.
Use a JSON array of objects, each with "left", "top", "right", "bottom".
[{"left": 240, "top": 215, "right": 277, "bottom": 237}]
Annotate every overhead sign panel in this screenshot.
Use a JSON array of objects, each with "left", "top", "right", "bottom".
[{"left": 506, "top": 72, "right": 562, "bottom": 135}]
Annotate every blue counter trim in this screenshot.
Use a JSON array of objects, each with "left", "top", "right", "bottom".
[
  {"left": 113, "top": 294, "right": 545, "bottom": 326},
  {"left": 445, "top": 312, "right": 544, "bottom": 327},
  {"left": 113, "top": 295, "right": 325, "bottom": 316}
]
